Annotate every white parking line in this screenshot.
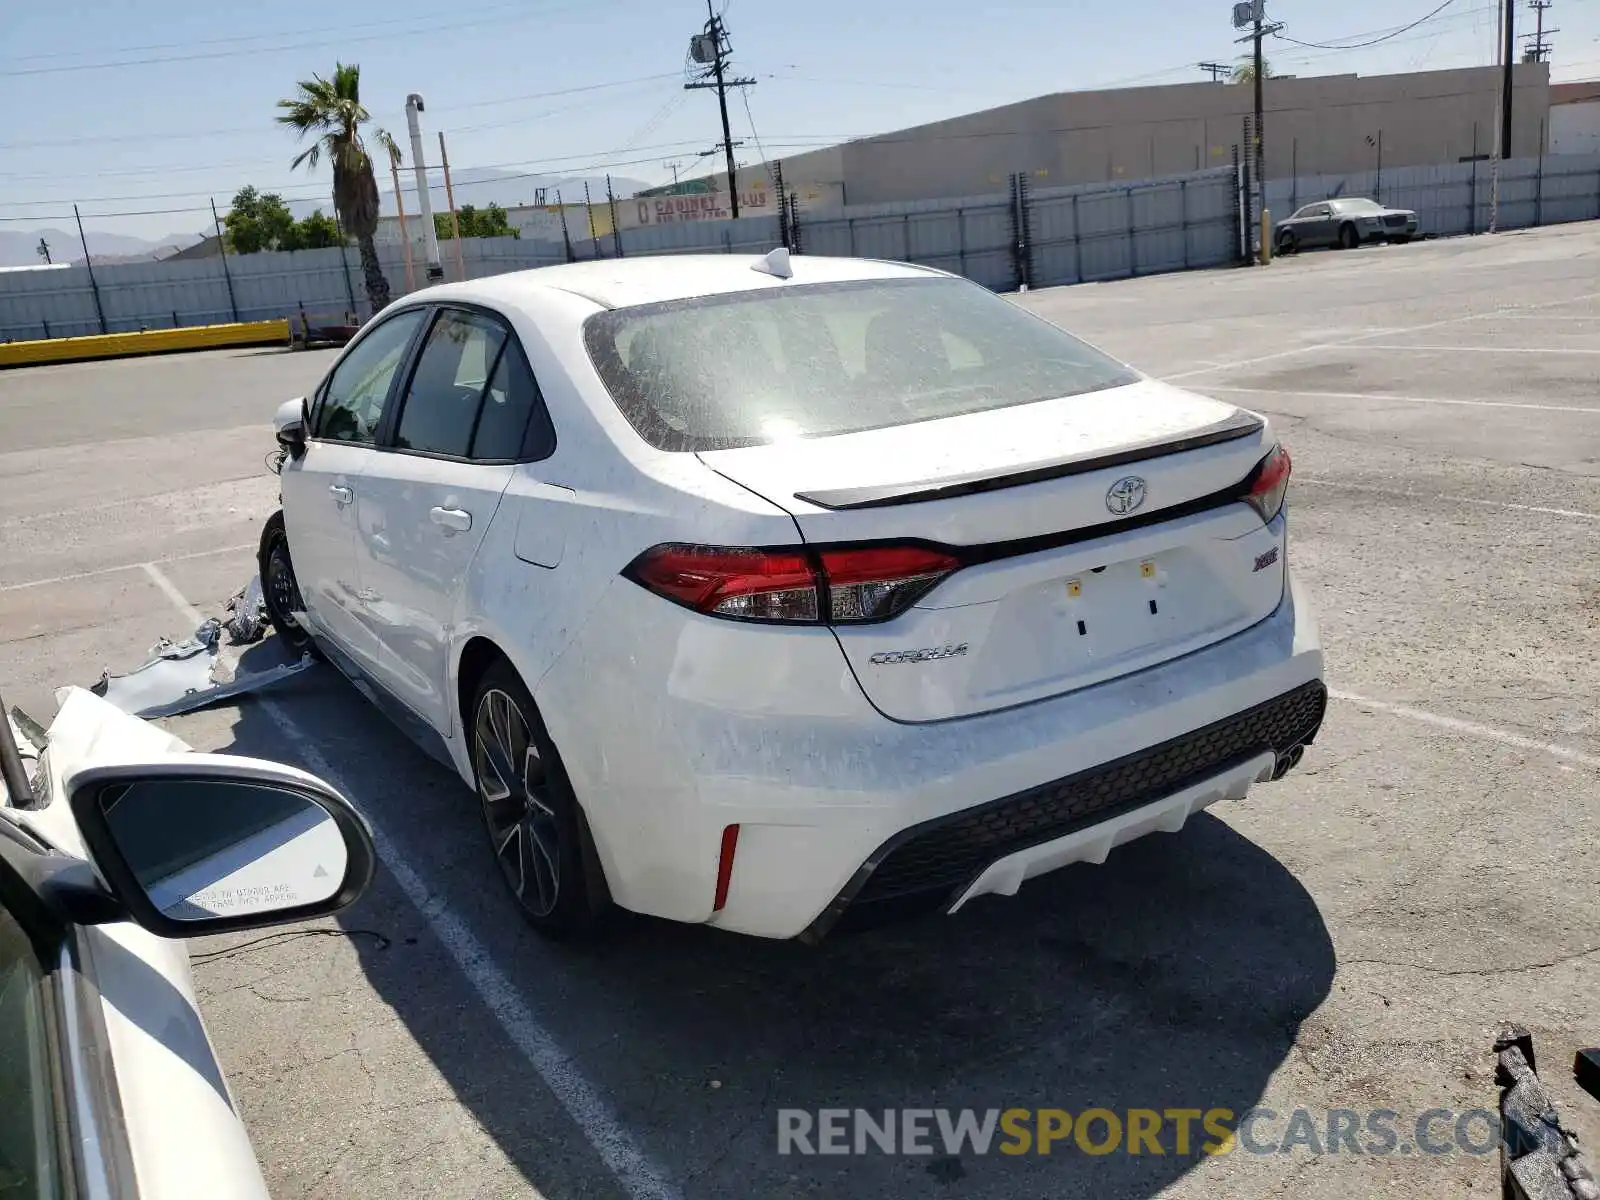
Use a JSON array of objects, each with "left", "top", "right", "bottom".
[
  {"left": 1162, "top": 289, "right": 1600, "bottom": 381},
  {"left": 1352, "top": 344, "right": 1600, "bottom": 355},
  {"left": 138, "top": 561, "right": 680, "bottom": 1200},
  {"left": 1330, "top": 690, "right": 1600, "bottom": 772},
  {"left": 1202, "top": 385, "right": 1600, "bottom": 416},
  {"left": 1299, "top": 477, "right": 1600, "bottom": 521},
  {"left": 0, "top": 545, "right": 255, "bottom": 593}
]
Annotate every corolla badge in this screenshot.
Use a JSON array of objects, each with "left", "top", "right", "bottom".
[
  {"left": 1105, "top": 475, "right": 1148, "bottom": 516},
  {"left": 869, "top": 644, "right": 969, "bottom": 666}
]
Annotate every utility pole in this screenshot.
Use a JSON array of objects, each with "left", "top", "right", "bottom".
[
  {"left": 1199, "top": 61, "right": 1230, "bottom": 83},
  {"left": 1522, "top": 0, "right": 1556, "bottom": 62},
  {"left": 406, "top": 93, "right": 444, "bottom": 282},
  {"left": 663, "top": 160, "right": 684, "bottom": 190},
  {"left": 36, "top": 237, "right": 50, "bottom": 265},
  {"left": 1501, "top": 0, "right": 1516, "bottom": 158},
  {"left": 685, "top": 0, "right": 756, "bottom": 218},
  {"left": 1233, "top": 1, "right": 1283, "bottom": 263}
]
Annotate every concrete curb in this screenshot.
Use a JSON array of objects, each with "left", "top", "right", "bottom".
[{"left": 0, "top": 319, "right": 291, "bottom": 368}]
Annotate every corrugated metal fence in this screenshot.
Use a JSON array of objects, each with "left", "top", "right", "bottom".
[
  {"left": 0, "top": 217, "right": 782, "bottom": 342},
  {"left": 793, "top": 167, "right": 1241, "bottom": 290},
  {"left": 6, "top": 153, "right": 1600, "bottom": 344}
]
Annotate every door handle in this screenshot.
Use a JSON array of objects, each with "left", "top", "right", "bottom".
[
  {"left": 329, "top": 484, "right": 353, "bottom": 504},
  {"left": 430, "top": 506, "right": 472, "bottom": 533}
]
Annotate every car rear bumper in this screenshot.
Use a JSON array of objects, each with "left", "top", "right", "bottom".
[{"left": 537, "top": 567, "right": 1324, "bottom": 940}]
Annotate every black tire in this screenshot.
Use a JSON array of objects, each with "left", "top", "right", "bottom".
[
  {"left": 1390, "top": 234, "right": 1411, "bottom": 245},
  {"left": 1277, "top": 230, "right": 1298, "bottom": 255},
  {"left": 258, "top": 511, "right": 322, "bottom": 659},
  {"left": 470, "top": 659, "right": 605, "bottom": 939},
  {"left": 1338, "top": 223, "right": 1359, "bottom": 250}
]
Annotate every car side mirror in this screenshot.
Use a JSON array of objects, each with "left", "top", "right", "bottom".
[
  {"left": 274, "top": 396, "right": 308, "bottom": 461},
  {"left": 66, "top": 754, "right": 375, "bottom": 938}
]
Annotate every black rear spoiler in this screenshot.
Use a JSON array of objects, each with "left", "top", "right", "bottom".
[{"left": 792, "top": 410, "right": 1265, "bottom": 511}]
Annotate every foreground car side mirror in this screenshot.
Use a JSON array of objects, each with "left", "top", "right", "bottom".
[
  {"left": 66, "top": 754, "right": 375, "bottom": 938},
  {"left": 274, "top": 396, "right": 308, "bottom": 461}
]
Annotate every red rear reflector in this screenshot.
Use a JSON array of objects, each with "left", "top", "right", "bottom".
[
  {"left": 713, "top": 823, "right": 740, "bottom": 912},
  {"left": 1244, "top": 445, "right": 1292, "bottom": 523}
]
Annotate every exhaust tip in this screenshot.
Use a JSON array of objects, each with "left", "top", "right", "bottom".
[{"left": 1272, "top": 745, "right": 1306, "bottom": 781}]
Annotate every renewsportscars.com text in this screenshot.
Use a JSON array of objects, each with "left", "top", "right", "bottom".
[{"left": 777, "top": 1107, "right": 1501, "bottom": 1158}]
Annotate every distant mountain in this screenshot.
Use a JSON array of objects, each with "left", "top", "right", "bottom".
[
  {"left": 284, "top": 169, "right": 653, "bottom": 220},
  {"left": 0, "top": 228, "right": 201, "bottom": 267},
  {"left": 0, "top": 168, "right": 651, "bottom": 267}
]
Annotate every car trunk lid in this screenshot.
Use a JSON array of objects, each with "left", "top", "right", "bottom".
[{"left": 698, "top": 381, "right": 1288, "bottom": 722}]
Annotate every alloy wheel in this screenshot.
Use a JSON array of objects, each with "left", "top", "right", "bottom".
[
  {"left": 474, "top": 688, "right": 561, "bottom": 917},
  {"left": 266, "top": 544, "right": 303, "bottom": 629}
]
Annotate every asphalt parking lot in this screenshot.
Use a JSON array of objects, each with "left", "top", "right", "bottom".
[{"left": 3, "top": 225, "right": 1598, "bottom": 1199}]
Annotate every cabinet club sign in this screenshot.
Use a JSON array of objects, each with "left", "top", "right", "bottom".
[{"left": 634, "top": 185, "right": 772, "bottom": 226}]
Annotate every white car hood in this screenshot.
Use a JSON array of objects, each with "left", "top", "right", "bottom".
[
  {"left": 1, "top": 688, "right": 270, "bottom": 1200},
  {"left": 6, "top": 686, "right": 192, "bottom": 858}
]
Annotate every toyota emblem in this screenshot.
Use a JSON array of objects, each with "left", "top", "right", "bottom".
[{"left": 1105, "top": 476, "right": 1147, "bottom": 516}]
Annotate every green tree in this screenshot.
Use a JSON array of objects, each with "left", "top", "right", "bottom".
[
  {"left": 224, "top": 186, "right": 298, "bottom": 253},
  {"left": 277, "top": 62, "right": 399, "bottom": 312},
  {"left": 295, "top": 210, "right": 344, "bottom": 249},
  {"left": 434, "top": 202, "right": 519, "bottom": 241}
]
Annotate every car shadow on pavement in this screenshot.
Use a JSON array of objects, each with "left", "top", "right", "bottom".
[{"left": 217, "top": 648, "right": 1335, "bottom": 1200}]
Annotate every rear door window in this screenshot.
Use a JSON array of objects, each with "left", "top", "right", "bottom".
[
  {"left": 471, "top": 338, "right": 554, "bottom": 462},
  {"left": 393, "top": 310, "right": 509, "bottom": 458}
]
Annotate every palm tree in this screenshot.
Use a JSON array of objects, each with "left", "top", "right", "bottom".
[
  {"left": 1231, "top": 58, "right": 1272, "bottom": 84},
  {"left": 277, "top": 63, "right": 400, "bottom": 315}
]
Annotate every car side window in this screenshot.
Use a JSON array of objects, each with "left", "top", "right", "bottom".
[
  {"left": 394, "top": 310, "right": 508, "bottom": 458},
  {"left": 0, "top": 902, "right": 62, "bottom": 1200},
  {"left": 313, "top": 309, "right": 427, "bottom": 445},
  {"left": 472, "top": 337, "right": 555, "bottom": 462}
]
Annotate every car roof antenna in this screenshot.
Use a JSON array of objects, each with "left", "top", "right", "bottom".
[{"left": 752, "top": 246, "right": 793, "bottom": 280}]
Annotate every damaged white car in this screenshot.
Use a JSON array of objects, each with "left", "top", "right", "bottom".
[
  {"left": 261, "top": 252, "right": 1325, "bottom": 943},
  {"left": 0, "top": 688, "right": 375, "bottom": 1199}
]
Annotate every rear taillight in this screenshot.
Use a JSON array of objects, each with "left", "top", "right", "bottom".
[
  {"left": 1243, "top": 445, "right": 1291, "bottom": 523},
  {"left": 625, "top": 543, "right": 961, "bottom": 625}
]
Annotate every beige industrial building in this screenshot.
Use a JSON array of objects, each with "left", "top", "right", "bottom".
[{"left": 719, "top": 64, "right": 1557, "bottom": 207}]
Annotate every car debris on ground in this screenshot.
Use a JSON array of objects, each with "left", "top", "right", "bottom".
[
  {"left": 1497, "top": 1026, "right": 1600, "bottom": 1200},
  {"left": 89, "top": 574, "right": 316, "bottom": 719}
]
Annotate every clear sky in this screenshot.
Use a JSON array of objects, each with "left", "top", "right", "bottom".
[{"left": 3, "top": 0, "right": 1597, "bottom": 240}]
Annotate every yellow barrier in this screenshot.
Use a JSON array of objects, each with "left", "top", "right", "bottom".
[{"left": 0, "top": 319, "right": 291, "bottom": 368}]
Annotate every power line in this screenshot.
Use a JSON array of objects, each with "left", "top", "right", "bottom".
[
  {"left": 0, "top": 138, "right": 857, "bottom": 216},
  {"left": 0, "top": 72, "right": 685, "bottom": 150},
  {"left": 1271, "top": 0, "right": 1463, "bottom": 51},
  {"left": 0, "top": 0, "right": 537, "bottom": 65},
  {"left": 740, "top": 89, "right": 770, "bottom": 172},
  {"left": 0, "top": 0, "right": 620, "bottom": 77}
]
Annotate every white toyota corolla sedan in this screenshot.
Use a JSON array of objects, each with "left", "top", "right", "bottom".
[{"left": 263, "top": 251, "right": 1325, "bottom": 941}]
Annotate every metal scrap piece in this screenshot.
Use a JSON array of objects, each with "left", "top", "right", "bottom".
[
  {"left": 1498, "top": 1025, "right": 1599, "bottom": 1200},
  {"left": 225, "top": 574, "right": 269, "bottom": 644}
]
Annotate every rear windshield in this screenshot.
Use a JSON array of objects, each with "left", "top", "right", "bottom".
[{"left": 582, "top": 276, "right": 1140, "bottom": 451}]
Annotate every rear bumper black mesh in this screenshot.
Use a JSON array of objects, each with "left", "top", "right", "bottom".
[{"left": 804, "top": 680, "right": 1327, "bottom": 940}]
